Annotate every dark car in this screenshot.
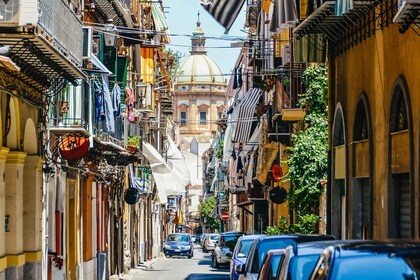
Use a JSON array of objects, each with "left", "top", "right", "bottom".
[
  {"left": 230, "top": 235, "right": 263, "bottom": 280},
  {"left": 163, "top": 233, "right": 194, "bottom": 258},
  {"left": 276, "top": 240, "right": 357, "bottom": 280},
  {"left": 309, "top": 241, "right": 420, "bottom": 280},
  {"left": 212, "top": 231, "right": 245, "bottom": 268},
  {"left": 236, "top": 235, "right": 335, "bottom": 280},
  {"left": 257, "top": 249, "right": 285, "bottom": 280}
]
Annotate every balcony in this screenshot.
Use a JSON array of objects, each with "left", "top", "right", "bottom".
[
  {"left": 0, "top": 0, "right": 85, "bottom": 104},
  {"left": 49, "top": 117, "right": 90, "bottom": 138}
]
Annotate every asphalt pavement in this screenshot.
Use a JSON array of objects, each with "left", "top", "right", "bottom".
[{"left": 119, "top": 244, "right": 230, "bottom": 280}]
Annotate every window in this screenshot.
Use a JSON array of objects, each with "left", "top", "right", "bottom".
[
  {"left": 180, "top": 112, "right": 187, "bottom": 126},
  {"left": 218, "top": 111, "right": 222, "bottom": 120},
  {"left": 200, "top": 111, "right": 207, "bottom": 125}
]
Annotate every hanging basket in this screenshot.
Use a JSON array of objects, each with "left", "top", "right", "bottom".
[{"left": 59, "top": 136, "right": 90, "bottom": 161}]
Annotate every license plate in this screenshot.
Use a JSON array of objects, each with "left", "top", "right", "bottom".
[{"left": 174, "top": 249, "right": 181, "bottom": 252}]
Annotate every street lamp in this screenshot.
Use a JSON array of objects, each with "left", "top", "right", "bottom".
[
  {"left": 136, "top": 80, "right": 147, "bottom": 108},
  {"left": 104, "top": 19, "right": 117, "bottom": 47}
]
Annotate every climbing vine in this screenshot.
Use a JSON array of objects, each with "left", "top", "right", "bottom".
[{"left": 286, "top": 64, "right": 328, "bottom": 218}]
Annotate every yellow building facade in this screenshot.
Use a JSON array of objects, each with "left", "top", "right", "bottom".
[{"left": 295, "top": 1, "right": 419, "bottom": 240}]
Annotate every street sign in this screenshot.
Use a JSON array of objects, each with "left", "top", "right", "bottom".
[{"left": 221, "top": 212, "right": 229, "bottom": 221}]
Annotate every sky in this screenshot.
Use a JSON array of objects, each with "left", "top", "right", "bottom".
[{"left": 164, "top": 0, "right": 247, "bottom": 82}]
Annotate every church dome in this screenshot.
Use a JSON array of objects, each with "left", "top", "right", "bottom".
[
  {"left": 177, "top": 55, "right": 225, "bottom": 84},
  {"left": 176, "top": 18, "right": 225, "bottom": 85}
]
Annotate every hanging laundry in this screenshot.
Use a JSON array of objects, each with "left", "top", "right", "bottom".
[
  {"left": 126, "top": 87, "right": 135, "bottom": 122},
  {"left": 111, "top": 84, "right": 122, "bottom": 117},
  {"left": 101, "top": 74, "right": 115, "bottom": 134},
  {"left": 93, "top": 80, "right": 102, "bottom": 123},
  {"left": 233, "top": 67, "right": 238, "bottom": 89}
]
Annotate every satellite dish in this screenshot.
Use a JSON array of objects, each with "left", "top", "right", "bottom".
[
  {"left": 271, "top": 164, "right": 283, "bottom": 182},
  {"left": 269, "top": 187, "right": 287, "bottom": 204}
]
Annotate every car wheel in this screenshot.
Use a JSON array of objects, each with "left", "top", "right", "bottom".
[
  {"left": 203, "top": 248, "right": 207, "bottom": 253},
  {"left": 188, "top": 252, "right": 193, "bottom": 259},
  {"left": 212, "top": 255, "right": 220, "bottom": 268}
]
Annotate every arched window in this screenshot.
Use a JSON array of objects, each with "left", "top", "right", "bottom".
[
  {"left": 390, "top": 85, "right": 408, "bottom": 133},
  {"left": 352, "top": 95, "right": 373, "bottom": 240},
  {"left": 354, "top": 100, "right": 369, "bottom": 141},
  {"left": 388, "top": 77, "right": 413, "bottom": 239}
]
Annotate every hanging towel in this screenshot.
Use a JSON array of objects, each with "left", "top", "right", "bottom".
[{"left": 101, "top": 74, "right": 115, "bottom": 134}]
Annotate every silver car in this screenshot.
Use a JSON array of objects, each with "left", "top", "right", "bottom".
[{"left": 203, "top": 233, "right": 220, "bottom": 252}]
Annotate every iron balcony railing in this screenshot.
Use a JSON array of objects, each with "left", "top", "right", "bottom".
[{"left": 38, "top": 0, "right": 83, "bottom": 66}]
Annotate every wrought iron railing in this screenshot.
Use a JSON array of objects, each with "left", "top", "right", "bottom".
[
  {"left": 38, "top": 0, "right": 83, "bottom": 66},
  {"left": 49, "top": 117, "right": 88, "bottom": 130}
]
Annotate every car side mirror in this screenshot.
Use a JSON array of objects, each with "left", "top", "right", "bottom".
[
  {"left": 236, "top": 264, "right": 246, "bottom": 274},
  {"left": 226, "top": 252, "right": 232, "bottom": 258}
]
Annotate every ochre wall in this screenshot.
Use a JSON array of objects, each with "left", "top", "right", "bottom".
[{"left": 332, "top": 24, "right": 420, "bottom": 239}]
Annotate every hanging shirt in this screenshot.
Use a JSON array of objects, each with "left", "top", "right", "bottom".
[{"left": 112, "top": 84, "right": 122, "bottom": 117}]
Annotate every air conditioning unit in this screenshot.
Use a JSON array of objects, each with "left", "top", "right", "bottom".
[
  {"left": 281, "top": 45, "right": 291, "bottom": 66},
  {"left": 0, "top": 0, "right": 20, "bottom": 24},
  {"left": 82, "top": 27, "right": 93, "bottom": 59}
]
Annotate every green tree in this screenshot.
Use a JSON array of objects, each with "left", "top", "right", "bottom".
[
  {"left": 198, "top": 196, "right": 220, "bottom": 230},
  {"left": 286, "top": 64, "right": 328, "bottom": 226}
]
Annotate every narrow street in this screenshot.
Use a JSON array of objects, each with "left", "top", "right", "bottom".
[{"left": 124, "top": 245, "right": 229, "bottom": 280}]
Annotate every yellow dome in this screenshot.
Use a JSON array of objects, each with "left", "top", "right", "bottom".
[{"left": 177, "top": 54, "right": 225, "bottom": 84}]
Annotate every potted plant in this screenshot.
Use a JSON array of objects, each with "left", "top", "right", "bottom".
[{"left": 127, "top": 135, "right": 142, "bottom": 153}]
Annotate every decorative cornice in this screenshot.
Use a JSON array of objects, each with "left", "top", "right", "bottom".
[
  {"left": 0, "top": 147, "right": 10, "bottom": 161},
  {"left": 6, "top": 253, "right": 26, "bottom": 267},
  {"left": 6, "top": 151, "right": 27, "bottom": 165}
]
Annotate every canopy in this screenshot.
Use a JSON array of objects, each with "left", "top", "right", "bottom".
[{"left": 142, "top": 135, "right": 191, "bottom": 204}]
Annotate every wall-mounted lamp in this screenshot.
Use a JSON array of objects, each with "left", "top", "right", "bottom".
[{"left": 104, "top": 19, "right": 117, "bottom": 47}]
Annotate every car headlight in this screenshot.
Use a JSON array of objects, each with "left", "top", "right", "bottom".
[
  {"left": 182, "top": 246, "right": 191, "bottom": 250},
  {"left": 164, "top": 245, "right": 171, "bottom": 250}
]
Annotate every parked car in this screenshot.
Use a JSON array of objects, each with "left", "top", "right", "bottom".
[
  {"left": 230, "top": 235, "right": 263, "bottom": 280},
  {"left": 200, "top": 233, "right": 209, "bottom": 247},
  {"left": 203, "top": 233, "right": 220, "bottom": 252},
  {"left": 276, "top": 240, "right": 353, "bottom": 280},
  {"left": 257, "top": 249, "right": 285, "bottom": 280},
  {"left": 309, "top": 241, "right": 420, "bottom": 280},
  {"left": 191, "top": 235, "right": 197, "bottom": 243},
  {"left": 163, "top": 233, "right": 194, "bottom": 258},
  {"left": 236, "top": 235, "right": 335, "bottom": 280},
  {"left": 212, "top": 231, "right": 245, "bottom": 268}
]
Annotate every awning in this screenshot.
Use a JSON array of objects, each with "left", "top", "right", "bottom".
[
  {"left": 89, "top": 54, "right": 113, "bottom": 75},
  {"left": 233, "top": 88, "right": 263, "bottom": 144},
  {"left": 294, "top": 1, "right": 377, "bottom": 41},
  {"left": 91, "top": 0, "right": 133, "bottom": 28},
  {"left": 152, "top": 3, "right": 171, "bottom": 43},
  {"left": 142, "top": 136, "right": 191, "bottom": 204},
  {"left": 270, "top": 0, "right": 299, "bottom": 32},
  {"left": 255, "top": 143, "right": 279, "bottom": 184},
  {"left": 141, "top": 47, "right": 154, "bottom": 84},
  {"left": 201, "top": 0, "right": 246, "bottom": 33}
]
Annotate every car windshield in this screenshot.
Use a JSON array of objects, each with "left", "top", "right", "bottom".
[
  {"left": 330, "top": 254, "right": 420, "bottom": 280},
  {"left": 266, "top": 254, "right": 282, "bottom": 280},
  {"left": 223, "top": 235, "right": 242, "bottom": 251},
  {"left": 210, "top": 235, "right": 219, "bottom": 240},
  {"left": 289, "top": 255, "right": 320, "bottom": 280},
  {"left": 251, "top": 239, "right": 295, "bottom": 273},
  {"left": 237, "top": 239, "right": 254, "bottom": 258},
  {"left": 167, "top": 234, "right": 189, "bottom": 242}
]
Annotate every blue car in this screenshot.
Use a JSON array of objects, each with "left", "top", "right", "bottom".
[
  {"left": 277, "top": 240, "right": 359, "bottom": 280},
  {"left": 309, "top": 241, "right": 420, "bottom": 279},
  {"left": 230, "top": 235, "right": 263, "bottom": 280},
  {"left": 163, "top": 233, "right": 194, "bottom": 258}
]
